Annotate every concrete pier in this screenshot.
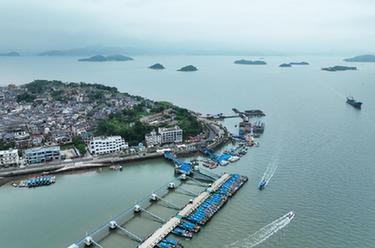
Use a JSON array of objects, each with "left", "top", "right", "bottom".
[{"left": 138, "top": 173, "right": 231, "bottom": 248}]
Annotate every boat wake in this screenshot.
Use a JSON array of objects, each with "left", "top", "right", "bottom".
[
  {"left": 226, "top": 211, "right": 295, "bottom": 248},
  {"left": 259, "top": 158, "right": 279, "bottom": 189}
]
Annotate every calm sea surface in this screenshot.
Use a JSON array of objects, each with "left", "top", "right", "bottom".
[{"left": 0, "top": 56, "right": 374, "bottom": 248}]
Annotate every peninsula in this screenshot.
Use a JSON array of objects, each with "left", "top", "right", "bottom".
[
  {"left": 78, "top": 54, "right": 133, "bottom": 62},
  {"left": 177, "top": 65, "right": 198, "bottom": 71},
  {"left": 344, "top": 54, "right": 375, "bottom": 62},
  {"left": 0, "top": 80, "right": 230, "bottom": 178},
  {"left": 234, "top": 59, "right": 266, "bottom": 65},
  {"left": 149, "top": 63, "right": 165, "bottom": 70},
  {"left": 321, "top": 65, "right": 357, "bottom": 72}
]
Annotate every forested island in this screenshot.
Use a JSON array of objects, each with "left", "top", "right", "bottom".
[
  {"left": 321, "top": 66, "right": 357, "bottom": 72},
  {"left": 279, "top": 63, "right": 292, "bottom": 68},
  {"left": 78, "top": 55, "right": 133, "bottom": 62},
  {"left": 177, "top": 65, "right": 198, "bottom": 71},
  {"left": 344, "top": 54, "right": 375, "bottom": 62},
  {"left": 149, "top": 63, "right": 165, "bottom": 70},
  {"left": 279, "top": 61, "right": 309, "bottom": 67},
  {"left": 234, "top": 59, "right": 266, "bottom": 65}
]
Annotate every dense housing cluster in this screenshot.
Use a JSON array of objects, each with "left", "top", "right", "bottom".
[{"left": 0, "top": 80, "right": 205, "bottom": 168}]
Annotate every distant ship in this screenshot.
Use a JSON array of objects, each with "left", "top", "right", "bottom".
[
  {"left": 346, "top": 97, "right": 362, "bottom": 109},
  {"left": 258, "top": 179, "right": 267, "bottom": 190}
]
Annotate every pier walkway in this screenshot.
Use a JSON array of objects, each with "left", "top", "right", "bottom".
[{"left": 138, "top": 173, "right": 231, "bottom": 248}]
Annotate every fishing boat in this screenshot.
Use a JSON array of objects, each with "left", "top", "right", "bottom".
[
  {"left": 258, "top": 180, "right": 267, "bottom": 190},
  {"left": 171, "top": 227, "right": 193, "bottom": 239},
  {"left": 13, "top": 175, "right": 56, "bottom": 188},
  {"left": 346, "top": 97, "right": 362, "bottom": 109},
  {"left": 159, "top": 239, "right": 184, "bottom": 248}
]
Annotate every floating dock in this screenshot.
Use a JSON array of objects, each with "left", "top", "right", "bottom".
[
  {"left": 68, "top": 171, "right": 247, "bottom": 248},
  {"left": 139, "top": 174, "right": 231, "bottom": 248}
]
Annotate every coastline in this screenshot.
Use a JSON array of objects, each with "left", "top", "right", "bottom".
[{"left": 0, "top": 118, "right": 230, "bottom": 183}]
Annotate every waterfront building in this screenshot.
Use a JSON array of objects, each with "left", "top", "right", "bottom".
[
  {"left": 89, "top": 136, "right": 128, "bottom": 155},
  {"left": 158, "top": 126, "right": 183, "bottom": 144},
  {"left": 24, "top": 146, "right": 61, "bottom": 165},
  {"left": 145, "top": 130, "right": 161, "bottom": 147},
  {"left": 0, "top": 149, "right": 19, "bottom": 168}
]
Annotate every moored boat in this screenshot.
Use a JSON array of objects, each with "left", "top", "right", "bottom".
[
  {"left": 13, "top": 175, "right": 56, "bottom": 188},
  {"left": 171, "top": 227, "right": 193, "bottom": 239}
]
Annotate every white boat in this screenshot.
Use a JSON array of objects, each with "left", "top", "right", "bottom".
[
  {"left": 228, "top": 156, "right": 240, "bottom": 162},
  {"left": 219, "top": 160, "right": 229, "bottom": 166}
]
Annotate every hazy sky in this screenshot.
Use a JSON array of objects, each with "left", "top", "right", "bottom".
[{"left": 0, "top": 0, "right": 374, "bottom": 54}]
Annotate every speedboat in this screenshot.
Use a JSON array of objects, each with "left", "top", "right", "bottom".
[
  {"left": 286, "top": 211, "right": 295, "bottom": 220},
  {"left": 258, "top": 180, "right": 267, "bottom": 190}
]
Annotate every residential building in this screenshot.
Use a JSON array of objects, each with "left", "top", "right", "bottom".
[
  {"left": 24, "top": 146, "right": 60, "bottom": 165},
  {"left": 52, "top": 130, "right": 72, "bottom": 144},
  {"left": 0, "top": 149, "right": 19, "bottom": 168},
  {"left": 158, "top": 126, "right": 183, "bottom": 144},
  {"left": 89, "top": 136, "right": 128, "bottom": 155},
  {"left": 145, "top": 130, "right": 161, "bottom": 147}
]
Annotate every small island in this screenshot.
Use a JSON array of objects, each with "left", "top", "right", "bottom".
[
  {"left": 37, "top": 50, "right": 65, "bottom": 56},
  {"left": 279, "top": 63, "right": 292, "bottom": 68},
  {"left": 149, "top": 63, "right": 165, "bottom": 70},
  {"left": 322, "top": 66, "right": 357, "bottom": 72},
  {"left": 78, "top": 54, "right": 133, "bottom": 62},
  {"left": 0, "top": 51, "right": 20, "bottom": 56},
  {"left": 289, "top": 62, "right": 309, "bottom": 65},
  {"left": 177, "top": 65, "right": 198, "bottom": 72},
  {"left": 344, "top": 54, "right": 375, "bottom": 62},
  {"left": 234, "top": 59, "right": 266, "bottom": 65},
  {"left": 279, "top": 61, "right": 309, "bottom": 67}
]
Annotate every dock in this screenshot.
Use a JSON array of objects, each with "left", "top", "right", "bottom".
[
  {"left": 67, "top": 170, "right": 246, "bottom": 248},
  {"left": 138, "top": 174, "right": 231, "bottom": 248}
]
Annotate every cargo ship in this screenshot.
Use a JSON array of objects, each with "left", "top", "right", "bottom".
[{"left": 346, "top": 97, "right": 362, "bottom": 109}]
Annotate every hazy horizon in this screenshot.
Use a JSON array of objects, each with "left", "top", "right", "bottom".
[{"left": 0, "top": 0, "right": 374, "bottom": 55}]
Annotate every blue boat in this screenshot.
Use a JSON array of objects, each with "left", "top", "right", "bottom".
[
  {"left": 161, "top": 239, "right": 184, "bottom": 248},
  {"left": 172, "top": 227, "right": 193, "bottom": 239},
  {"left": 258, "top": 180, "right": 267, "bottom": 190}
]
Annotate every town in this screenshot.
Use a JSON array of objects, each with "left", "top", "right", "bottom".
[{"left": 0, "top": 80, "right": 230, "bottom": 174}]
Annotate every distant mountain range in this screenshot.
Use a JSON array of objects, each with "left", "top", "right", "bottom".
[
  {"left": 35, "top": 46, "right": 287, "bottom": 56},
  {"left": 0, "top": 51, "right": 20, "bottom": 56},
  {"left": 344, "top": 54, "right": 375, "bottom": 62},
  {"left": 37, "top": 46, "right": 138, "bottom": 56}
]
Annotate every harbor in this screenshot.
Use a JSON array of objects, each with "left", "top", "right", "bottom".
[{"left": 67, "top": 170, "right": 247, "bottom": 248}]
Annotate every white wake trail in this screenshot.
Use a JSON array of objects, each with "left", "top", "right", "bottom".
[
  {"left": 261, "top": 159, "right": 279, "bottom": 185},
  {"left": 227, "top": 211, "right": 295, "bottom": 248}
]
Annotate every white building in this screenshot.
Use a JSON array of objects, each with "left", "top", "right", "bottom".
[
  {"left": 89, "top": 136, "right": 128, "bottom": 155},
  {"left": 158, "top": 126, "right": 183, "bottom": 144},
  {"left": 0, "top": 149, "right": 19, "bottom": 168},
  {"left": 145, "top": 130, "right": 161, "bottom": 147}
]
